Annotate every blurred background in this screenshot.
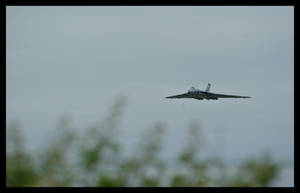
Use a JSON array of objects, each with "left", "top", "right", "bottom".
[{"left": 6, "top": 6, "right": 294, "bottom": 187}]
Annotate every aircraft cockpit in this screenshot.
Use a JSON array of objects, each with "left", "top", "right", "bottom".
[{"left": 188, "top": 87, "right": 200, "bottom": 94}]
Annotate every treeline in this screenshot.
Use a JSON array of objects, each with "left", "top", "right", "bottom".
[{"left": 6, "top": 97, "right": 279, "bottom": 187}]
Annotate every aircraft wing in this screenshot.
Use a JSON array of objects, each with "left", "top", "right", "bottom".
[
  {"left": 166, "top": 93, "right": 204, "bottom": 100},
  {"left": 208, "top": 93, "right": 251, "bottom": 99},
  {"left": 166, "top": 93, "right": 191, "bottom": 99}
]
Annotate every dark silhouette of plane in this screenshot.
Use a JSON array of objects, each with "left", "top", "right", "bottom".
[{"left": 166, "top": 83, "right": 251, "bottom": 100}]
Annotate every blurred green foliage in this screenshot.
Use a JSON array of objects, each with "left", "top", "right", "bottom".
[{"left": 6, "top": 97, "right": 280, "bottom": 187}]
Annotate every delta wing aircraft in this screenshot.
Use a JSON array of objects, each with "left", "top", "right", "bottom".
[{"left": 166, "top": 83, "right": 251, "bottom": 100}]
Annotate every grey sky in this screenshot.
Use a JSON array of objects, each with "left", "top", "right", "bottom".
[{"left": 6, "top": 6, "right": 294, "bottom": 186}]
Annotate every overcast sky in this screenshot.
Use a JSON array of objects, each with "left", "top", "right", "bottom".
[{"left": 6, "top": 6, "right": 294, "bottom": 186}]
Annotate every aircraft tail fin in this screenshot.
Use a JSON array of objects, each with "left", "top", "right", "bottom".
[{"left": 205, "top": 83, "right": 211, "bottom": 92}]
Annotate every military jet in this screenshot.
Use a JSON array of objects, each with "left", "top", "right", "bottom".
[{"left": 166, "top": 83, "right": 251, "bottom": 100}]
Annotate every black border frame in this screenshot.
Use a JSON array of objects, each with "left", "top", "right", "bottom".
[{"left": 1, "top": 0, "right": 295, "bottom": 191}]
